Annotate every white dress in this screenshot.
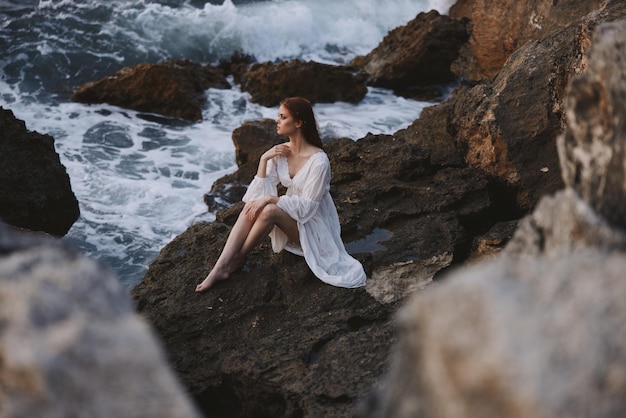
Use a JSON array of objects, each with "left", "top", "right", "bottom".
[{"left": 242, "top": 151, "right": 367, "bottom": 288}]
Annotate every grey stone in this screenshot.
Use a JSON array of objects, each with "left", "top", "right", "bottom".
[
  {"left": 0, "top": 224, "right": 200, "bottom": 418},
  {"left": 360, "top": 251, "right": 626, "bottom": 418},
  {"left": 558, "top": 20, "right": 626, "bottom": 230}
]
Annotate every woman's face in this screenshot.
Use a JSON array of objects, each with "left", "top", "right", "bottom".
[{"left": 276, "top": 105, "right": 300, "bottom": 137}]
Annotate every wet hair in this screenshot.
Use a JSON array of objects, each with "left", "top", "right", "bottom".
[{"left": 280, "top": 97, "right": 323, "bottom": 149}]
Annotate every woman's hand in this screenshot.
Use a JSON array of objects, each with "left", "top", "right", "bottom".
[
  {"left": 243, "top": 195, "right": 278, "bottom": 221},
  {"left": 260, "top": 143, "right": 291, "bottom": 163},
  {"left": 243, "top": 199, "right": 263, "bottom": 221}
]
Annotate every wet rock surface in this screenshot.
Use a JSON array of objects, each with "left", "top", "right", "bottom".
[
  {"left": 0, "top": 107, "right": 79, "bottom": 236},
  {"left": 72, "top": 59, "right": 230, "bottom": 122},
  {"left": 240, "top": 60, "right": 368, "bottom": 107},
  {"left": 351, "top": 10, "right": 469, "bottom": 94}
]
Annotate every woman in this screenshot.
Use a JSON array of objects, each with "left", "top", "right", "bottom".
[{"left": 196, "top": 97, "right": 366, "bottom": 292}]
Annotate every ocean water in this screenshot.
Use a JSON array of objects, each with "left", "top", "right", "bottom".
[{"left": 0, "top": 0, "right": 455, "bottom": 289}]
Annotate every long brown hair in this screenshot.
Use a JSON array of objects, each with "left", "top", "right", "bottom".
[{"left": 280, "top": 97, "right": 323, "bottom": 149}]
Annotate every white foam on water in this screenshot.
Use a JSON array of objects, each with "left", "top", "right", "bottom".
[{"left": 104, "top": 0, "right": 456, "bottom": 64}]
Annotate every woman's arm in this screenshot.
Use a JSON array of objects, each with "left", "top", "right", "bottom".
[
  {"left": 257, "top": 143, "right": 291, "bottom": 178},
  {"left": 242, "top": 144, "right": 291, "bottom": 220}
]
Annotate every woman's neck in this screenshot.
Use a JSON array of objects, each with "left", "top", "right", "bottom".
[{"left": 287, "top": 133, "right": 309, "bottom": 155}]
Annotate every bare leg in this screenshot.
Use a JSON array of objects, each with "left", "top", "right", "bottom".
[
  {"left": 239, "top": 203, "right": 299, "bottom": 257},
  {"left": 195, "top": 211, "right": 253, "bottom": 293},
  {"left": 195, "top": 204, "right": 299, "bottom": 293}
]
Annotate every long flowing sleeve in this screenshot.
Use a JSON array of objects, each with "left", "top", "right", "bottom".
[
  {"left": 276, "top": 155, "right": 330, "bottom": 224},
  {"left": 242, "top": 157, "right": 279, "bottom": 203}
]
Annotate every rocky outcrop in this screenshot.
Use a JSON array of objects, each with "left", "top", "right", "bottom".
[
  {"left": 449, "top": 0, "right": 606, "bottom": 81},
  {"left": 0, "top": 223, "right": 201, "bottom": 418},
  {"left": 240, "top": 60, "right": 368, "bottom": 107},
  {"left": 0, "top": 107, "right": 79, "bottom": 236},
  {"left": 358, "top": 19, "right": 626, "bottom": 418},
  {"left": 72, "top": 59, "right": 230, "bottom": 122},
  {"left": 351, "top": 10, "right": 469, "bottom": 94},
  {"left": 133, "top": 100, "right": 500, "bottom": 417},
  {"left": 131, "top": 4, "right": 626, "bottom": 418},
  {"left": 397, "top": 11, "right": 602, "bottom": 213},
  {"left": 133, "top": 221, "right": 396, "bottom": 418}
]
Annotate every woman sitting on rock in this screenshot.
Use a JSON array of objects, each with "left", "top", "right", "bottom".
[{"left": 196, "top": 97, "right": 366, "bottom": 292}]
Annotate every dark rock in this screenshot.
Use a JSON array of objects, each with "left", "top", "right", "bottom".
[
  {"left": 423, "top": 22, "right": 593, "bottom": 213},
  {"left": 466, "top": 219, "right": 519, "bottom": 263},
  {"left": 218, "top": 51, "right": 256, "bottom": 85},
  {"left": 134, "top": 110, "right": 499, "bottom": 417},
  {"left": 0, "top": 223, "right": 201, "bottom": 418},
  {"left": 393, "top": 102, "right": 464, "bottom": 168},
  {"left": 351, "top": 10, "right": 469, "bottom": 91},
  {"left": 240, "top": 60, "right": 367, "bottom": 107},
  {"left": 132, "top": 221, "right": 397, "bottom": 417},
  {"left": 0, "top": 107, "right": 79, "bottom": 236},
  {"left": 72, "top": 59, "right": 230, "bottom": 122}
]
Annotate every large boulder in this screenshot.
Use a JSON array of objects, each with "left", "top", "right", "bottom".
[
  {"left": 351, "top": 10, "right": 469, "bottom": 93},
  {"left": 358, "top": 18, "right": 626, "bottom": 418},
  {"left": 449, "top": 0, "right": 606, "bottom": 81},
  {"left": 0, "top": 107, "right": 79, "bottom": 236},
  {"left": 133, "top": 113, "right": 500, "bottom": 417},
  {"left": 360, "top": 251, "right": 626, "bottom": 418},
  {"left": 0, "top": 223, "right": 201, "bottom": 418},
  {"left": 557, "top": 18, "right": 626, "bottom": 230},
  {"left": 240, "top": 60, "right": 367, "bottom": 107},
  {"left": 72, "top": 59, "right": 230, "bottom": 122},
  {"left": 399, "top": 14, "right": 603, "bottom": 213},
  {"left": 132, "top": 222, "right": 396, "bottom": 418}
]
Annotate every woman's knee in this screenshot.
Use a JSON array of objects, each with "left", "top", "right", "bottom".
[{"left": 258, "top": 203, "right": 280, "bottom": 221}]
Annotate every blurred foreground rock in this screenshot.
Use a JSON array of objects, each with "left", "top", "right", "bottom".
[
  {"left": 557, "top": 17, "right": 626, "bottom": 230},
  {"left": 361, "top": 251, "right": 626, "bottom": 418},
  {"left": 0, "top": 223, "right": 200, "bottom": 418},
  {"left": 358, "top": 19, "right": 626, "bottom": 418},
  {"left": 0, "top": 107, "right": 79, "bottom": 236}
]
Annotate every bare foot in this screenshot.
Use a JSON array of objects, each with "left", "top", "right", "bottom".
[
  {"left": 195, "top": 256, "right": 245, "bottom": 293},
  {"left": 195, "top": 269, "right": 228, "bottom": 293}
]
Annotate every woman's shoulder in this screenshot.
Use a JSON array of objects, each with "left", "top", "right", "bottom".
[
  {"left": 310, "top": 149, "right": 329, "bottom": 165},
  {"left": 310, "top": 148, "right": 326, "bottom": 159}
]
